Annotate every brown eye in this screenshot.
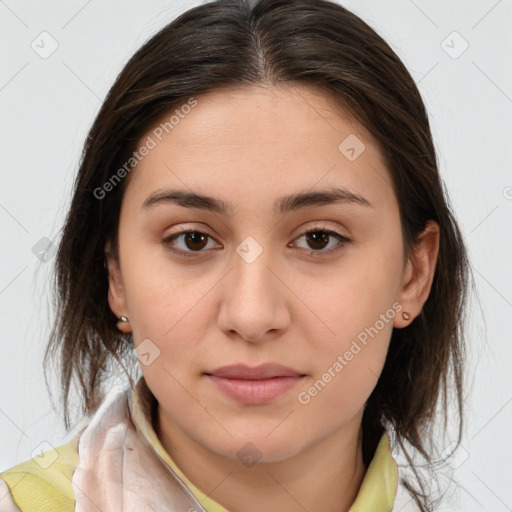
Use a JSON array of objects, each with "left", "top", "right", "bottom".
[
  {"left": 182, "top": 232, "right": 209, "bottom": 251},
  {"left": 293, "top": 227, "right": 352, "bottom": 256},
  {"left": 163, "top": 230, "right": 220, "bottom": 257},
  {"left": 305, "top": 230, "right": 330, "bottom": 251}
]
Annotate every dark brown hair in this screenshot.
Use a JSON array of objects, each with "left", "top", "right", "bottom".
[{"left": 44, "top": 1, "right": 471, "bottom": 510}]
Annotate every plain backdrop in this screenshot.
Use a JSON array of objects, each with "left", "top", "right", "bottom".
[{"left": 1, "top": 1, "right": 511, "bottom": 510}]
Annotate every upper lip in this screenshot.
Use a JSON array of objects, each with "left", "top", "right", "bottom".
[{"left": 206, "top": 363, "right": 304, "bottom": 380}]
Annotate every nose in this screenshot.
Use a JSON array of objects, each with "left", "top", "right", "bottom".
[{"left": 217, "top": 240, "right": 290, "bottom": 342}]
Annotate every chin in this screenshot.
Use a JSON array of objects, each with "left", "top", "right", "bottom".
[{"left": 203, "top": 430, "right": 305, "bottom": 465}]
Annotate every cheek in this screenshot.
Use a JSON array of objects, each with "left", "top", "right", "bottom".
[
  {"left": 296, "top": 310, "right": 394, "bottom": 423},
  {"left": 297, "top": 233, "right": 402, "bottom": 405},
  {"left": 118, "top": 242, "right": 221, "bottom": 381},
  {"left": 119, "top": 237, "right": 201, "bottom": 329},
  {"left": 308, "top": 245, "right": 402, "bottom": 345}
]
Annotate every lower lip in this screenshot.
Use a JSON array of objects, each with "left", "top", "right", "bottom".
[{"left": 206, "top": 375, "right": 303, "bottom": 405}]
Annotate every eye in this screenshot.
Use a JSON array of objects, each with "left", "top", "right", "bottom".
[
  {"left": 292, "top": 226, "right": 352, "bottom": 257},
  {"left": 163, "top": 230, "right": 221, "bottom": 258}
]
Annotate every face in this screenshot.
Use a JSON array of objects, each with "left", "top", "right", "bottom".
[{"left": 106, "top": 84, "right": 432, "bottom": 464}]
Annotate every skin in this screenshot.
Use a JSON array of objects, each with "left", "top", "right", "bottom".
[{"left": 105, "top": 84, "right": 439, "bottom": 512}]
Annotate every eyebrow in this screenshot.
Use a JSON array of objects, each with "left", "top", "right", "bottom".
[{"left": 141, "top": 186, "right": 372, "bottom": 216}]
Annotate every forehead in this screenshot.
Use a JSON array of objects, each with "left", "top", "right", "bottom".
[
  {"left": 124, "top": 84, "right": 394, "bottom": 212},
  {"left": 143, "top": 84, "right": 375, "bottom": 152}
]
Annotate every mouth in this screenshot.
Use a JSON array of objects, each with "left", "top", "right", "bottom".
[{"left": 204, "top": 363, "right": 306, "bottom": 405}]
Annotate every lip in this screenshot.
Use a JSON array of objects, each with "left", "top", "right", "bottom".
[
  {"left": 205, "top": 364, "right": 305, "bottom": 405},
  {"left": 207, "top": 363, "right": 303, "bottom": 379}
]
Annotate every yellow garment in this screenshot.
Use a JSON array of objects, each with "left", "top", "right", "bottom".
[
  {"left": 0, "top": 433, "right": 80, "bottom": 512},
  {"left": 1, "top": 379, "right": 398, "bottom": 512}
]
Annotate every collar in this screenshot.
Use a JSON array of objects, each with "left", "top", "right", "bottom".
[{"left": 130, "top": 376, "right": 398, "bottom": 512}]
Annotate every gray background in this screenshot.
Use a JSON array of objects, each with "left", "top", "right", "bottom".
[{"left": 1, "top": 1, "right": 511, "bottom": 510}]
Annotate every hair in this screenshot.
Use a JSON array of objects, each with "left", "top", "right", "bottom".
[{"left": 44, "top": 0, "right": 472, "bottom": 510}]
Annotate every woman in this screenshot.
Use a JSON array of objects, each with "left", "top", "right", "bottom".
[{"left": 0, "top": 0, "right": 470, "bottom": 511}]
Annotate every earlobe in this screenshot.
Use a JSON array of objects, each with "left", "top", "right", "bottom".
[{"left": 394, "top": 221, "right": 440, "bottom": 328}]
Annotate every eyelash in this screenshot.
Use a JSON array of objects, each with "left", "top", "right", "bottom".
[{"left": 162, "top": 225, "right": 352, "bottom": 259}]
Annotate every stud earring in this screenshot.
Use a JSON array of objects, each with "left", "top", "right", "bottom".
[
  {"left": 402, "top": 311, "right": 410, "bottom": 321},
  {"left": 116, "top": 315, "right": 131, "bottom": 333}
]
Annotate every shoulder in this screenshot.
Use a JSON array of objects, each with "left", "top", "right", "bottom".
[{"left": 0, "top": 433, "right": 81, "bottom": 512}]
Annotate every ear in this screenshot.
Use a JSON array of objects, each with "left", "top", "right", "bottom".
[
  {"left": 105, "top": 240, "right": 131, "bottom": 333},
  {"left": 394, "top": 220, "right": 440, "bottom": 328}
]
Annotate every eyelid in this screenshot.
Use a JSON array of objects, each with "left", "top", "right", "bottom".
[{"left": 295, "top": 223, "right": 347, "bottom": 238}]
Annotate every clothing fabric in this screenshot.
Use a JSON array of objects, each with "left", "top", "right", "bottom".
[{"left": 0, "top": 377, "right": 419, "bottom": 511}]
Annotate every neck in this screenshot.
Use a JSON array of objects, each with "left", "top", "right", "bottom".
[{"left": 155, "top": 409, "right": 367, "bottom": 512}]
